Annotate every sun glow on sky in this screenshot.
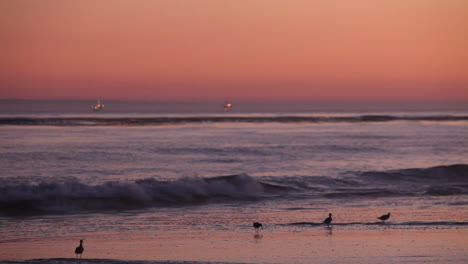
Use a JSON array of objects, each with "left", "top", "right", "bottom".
[{"left": 0, "top": 0, "right": 467, "bottom": 101}]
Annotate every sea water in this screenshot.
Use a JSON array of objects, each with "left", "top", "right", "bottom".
[{"left": 0, "top": 100, "right": 467, "bottom": 263}]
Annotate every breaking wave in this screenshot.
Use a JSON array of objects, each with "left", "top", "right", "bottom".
[
  {"left": 0, "top": 174, "right": 267, "bottom": 216},
  {"left": 0, "top": 164, "right": 466, "bottom": 216},
  {"left": 1, "top": 114, "right": 467, "bottom": 126}
]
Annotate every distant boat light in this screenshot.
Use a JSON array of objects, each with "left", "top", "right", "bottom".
[
  {"left": 223, "top": 102, "right": 233, "bottom": 111},
  {"left": 92, "top": 100, "right": 104, "bottom": 111}
]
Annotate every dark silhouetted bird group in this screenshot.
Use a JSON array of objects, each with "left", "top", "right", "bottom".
[{"left": 75, "top": 213, "right": 392, "bottom": 258}]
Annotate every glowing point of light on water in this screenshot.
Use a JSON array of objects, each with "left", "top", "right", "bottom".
[
  {"left": 223, "top": 103, "right": 233, "bottom": 111},
  {"left": 92, "top": 100, "right": 105, "bottom": 111}
]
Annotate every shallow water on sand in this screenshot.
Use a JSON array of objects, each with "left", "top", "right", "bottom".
[
  {"left": 1, "top": 197, "right": 467, "bottom": 263},
  {"left": 1, "top": 228, "right": 467, "bottom": 264}
]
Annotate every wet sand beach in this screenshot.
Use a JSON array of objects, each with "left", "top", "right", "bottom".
[{"left": 1, "top": 226, "right": 467, "bottom": 264}]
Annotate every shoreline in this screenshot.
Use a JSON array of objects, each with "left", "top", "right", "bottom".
[{"left": 1, "top": 228, "right": 466, "bottom": 264}]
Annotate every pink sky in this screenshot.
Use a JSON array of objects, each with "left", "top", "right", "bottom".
[{"left": 0, "top": 0, "right": 467, "bottom": 101}]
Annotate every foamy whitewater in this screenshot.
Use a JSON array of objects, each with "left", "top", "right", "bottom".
[{"left": 0, "top": 100, "right": 467, "bottom": 263}]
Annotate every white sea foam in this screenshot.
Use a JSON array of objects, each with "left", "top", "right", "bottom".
[{"left": 1, "top": 165, "right": 466, "bottom": 216}]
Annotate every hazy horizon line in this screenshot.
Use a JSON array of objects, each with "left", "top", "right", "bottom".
[{"left": 2, "top": 98, "right": 468, "bottom": 104}]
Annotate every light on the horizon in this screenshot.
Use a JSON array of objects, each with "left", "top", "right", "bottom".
[
  {"left": 92, "top": 100, "right": 105, "bottom": 111},
  {"left": 223, "top": 102, "right": 233, "bottom": 111}
]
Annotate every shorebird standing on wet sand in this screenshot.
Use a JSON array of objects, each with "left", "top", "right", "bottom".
[
  {"left": 253, "top": 222, "right": 263, "bottom": 233},
  {"left": 75, "top": 240, "right": 84, "bottom": 259},
  {"left": 323, "top": 213, "right": 333, "bottom": 227},
  {"left": 378, "top": 213, "right": 391, "bottom": 223}
]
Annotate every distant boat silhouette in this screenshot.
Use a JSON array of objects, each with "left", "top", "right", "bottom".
[
  {"left": 75, "top": 240, "right": 84, "bottom": 258},
  {"left": 378, "top": 212, "right": 391, "bottom": 222},
  {"left": 323, "top": 213, "right": 332, "bottom": 227},
  {"left": 92, "top": 100, "right": 104, "bottom": 111}
]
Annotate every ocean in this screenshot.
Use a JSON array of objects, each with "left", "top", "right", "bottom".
[{"left": 0, "top": 100, "right": 467, "bottom": 264}]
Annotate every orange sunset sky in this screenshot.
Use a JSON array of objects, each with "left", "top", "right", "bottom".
[{"left": 0, "top": 0, "right": 467, "bottom": 102}]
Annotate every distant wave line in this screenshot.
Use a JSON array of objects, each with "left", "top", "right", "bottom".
[{"left": 1, "top": 115, "right": 467, "bottom": 126}]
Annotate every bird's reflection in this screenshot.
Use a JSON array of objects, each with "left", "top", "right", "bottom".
[{"left": 254, "top": 233, "right": 263, "bottom": 240}]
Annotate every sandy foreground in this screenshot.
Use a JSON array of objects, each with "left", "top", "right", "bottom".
[{"left": 1, "top": 226, "right": 467, "bottom": 264}]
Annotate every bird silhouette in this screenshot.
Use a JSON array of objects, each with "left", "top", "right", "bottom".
[
  {"left": 253, "top": 222, "right": 263, "bottom": 233},
  {"left": 323, "top": 213, "right": 333, "bottom": 227},
  {"left": 75, "top": 240, "right": 84, "bottom": 259},
  {"left": 378, "top": 212, "right": 391, "bottom": 223}
]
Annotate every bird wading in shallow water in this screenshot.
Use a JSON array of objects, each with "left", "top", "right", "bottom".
[
  {"left": 253, "top": 222, "right": 263, "bottom": 233},
  {"left": 378, "top": 213, "right": 391, "bottom": 223},
  {"left": 75, "top": 240, "right": 84, "bottom": 258},
  {"left": 324, "top": 213, "right": 333, "bottom": 227}
]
